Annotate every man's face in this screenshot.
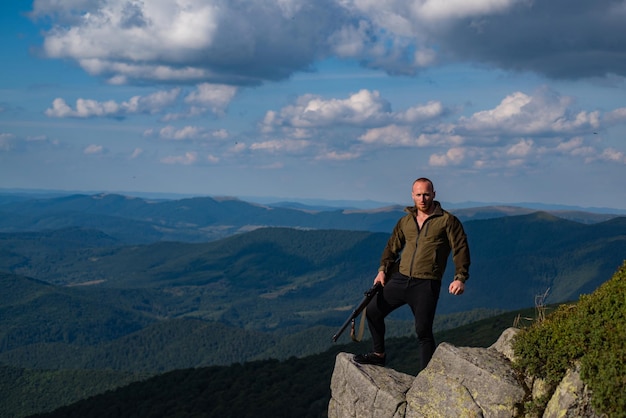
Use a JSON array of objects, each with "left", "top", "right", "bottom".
[{"left": 412, "top": 181, "right": 435, "bottom": 213}]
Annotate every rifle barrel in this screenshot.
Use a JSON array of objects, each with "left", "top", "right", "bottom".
[{"left": 331, "top": 283, "right": 382, "bottom": 342}]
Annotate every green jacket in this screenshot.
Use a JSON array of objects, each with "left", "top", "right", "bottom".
[{"left": 378, "top": 201, "right": 470, "bottom": 282}]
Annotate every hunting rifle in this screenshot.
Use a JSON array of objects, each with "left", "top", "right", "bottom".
[{"left": 332, "top": 282, "right": 382, "bottom": 343}]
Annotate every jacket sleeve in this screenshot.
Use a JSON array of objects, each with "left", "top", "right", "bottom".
[
  {"left": 447, "top": 216, "right": 470, "bottom": 282},
  {"left": 378, "top": 220, "right": 405, "bottom": 273}
]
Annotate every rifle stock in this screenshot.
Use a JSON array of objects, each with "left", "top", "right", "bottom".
[{"left": 332, "top": 283, "right": 382, "bottom": 342}]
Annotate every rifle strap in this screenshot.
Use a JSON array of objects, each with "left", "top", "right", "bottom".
[{"left": 350, "top": 308, "right": 368, "bottom": 342}]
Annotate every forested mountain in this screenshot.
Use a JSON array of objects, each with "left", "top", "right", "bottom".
[
  {"left": 1, "top": 192, "right": 625, "bottom": 417},
  {"left": 0, "top": 193, "right": 620, "bottom": 244},
  {"left": 4, "top": 306, "right": 535, "bottom": 418},
  {"left": 1, "top": 213, "right": 625, "bottom": 374}
]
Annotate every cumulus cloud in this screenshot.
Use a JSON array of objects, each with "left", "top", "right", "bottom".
[
  {"left": 0, "top": 133, "right": 16, "bottom": 151},
  {"left": 261, "top": 90, "right": 392, "bottom": 131},
  {"left": 161, "top": 151, "right": 198, "bottom": 165},
  {"left": 604, "top": 108, "right": 626, "bottom": 124},
  {"left": 184, "top": 83, "right": 237, "bottom": 113},
  {"left": 145, "top": 125, "right": 230, "bottom": 141},
  {"left": 160, "top": 83, "right": 237, "bottom": 121},
  {"left": 260, "top": 89, "right": 446, "bottom": 135},
  {"left": 30, "top": 0, "right": 626, "bottom": 84},
  {"left": 358, "top": 125, "right": 416, "bottom": 146},
  {"left": 84, "top": 144, "right": 105, "bottom": 155},
  {"left": 457, "top": 87, "right": 601, "bottom": 137},
  {"left": 429, "top": 147, "right": 467, "bottom": 167},
  {"left": 316, "top": 150, "right": 362, "bottom": 161},
  {"left": 598, "top": 148, "right": 626, "bottom": 164},
  {"left": 45, "top": 83, "right": 238, "bottom": 120},
  {"left": 253, "top": 86, "right": 626, "bottom": 172},
  {"left": 0, "top": 133, "right": 59, "bottom": 152},
  {"left": 435, "top": 0, "right": 626, "bottom": 79},
  {"left": 130, "top": 148, "right": 143, "bottom": 159},
  {"left": 46, "top": 88, "right": 181, "bottom": 118},
  {"left": 249, "top": 139, "right": 311, "bottom": 154},
  {"left": 34, "top": 0, "right": 349, "bottom": 85}
]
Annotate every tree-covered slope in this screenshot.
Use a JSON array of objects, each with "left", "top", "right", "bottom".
[{"left": 11, "top": 306, "right": 532, "bottom": 418}]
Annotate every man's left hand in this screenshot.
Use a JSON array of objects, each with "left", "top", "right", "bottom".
[{"left": 449, "top": 280, "right": 465, "bottom": 295}]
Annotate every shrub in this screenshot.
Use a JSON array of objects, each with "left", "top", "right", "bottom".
[{"left": 513, "top": 260, "right": 626, "bottom": 417}]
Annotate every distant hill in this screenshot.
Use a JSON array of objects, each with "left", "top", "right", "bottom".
[
  {"left": 0, "top": 193, "right": 622, "bottom": 245},
  {"left": 0, "top": 194, "right": 624, "bottom": 417},
  {"left": 1, "top": 213, "right": 624, "bottom": 377}
]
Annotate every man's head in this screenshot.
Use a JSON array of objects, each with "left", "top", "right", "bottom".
[{"left": 412, "top": 177, "right": 436, "bottom": 214}]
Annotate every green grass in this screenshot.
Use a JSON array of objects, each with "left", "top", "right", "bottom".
[{"left": 513, "top": 260, "right": 626, "bottom": 417}]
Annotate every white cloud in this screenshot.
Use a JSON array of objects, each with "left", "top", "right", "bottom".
[
  {"left": 604, "top": 108, "right": 626, "bottom": 124},
  {"left": 212, "top": 129, "right": 229, "bottom": 140},
  {"left": 429, "top": 147, "right": 467, "bottom": 167},
  {"left": 598, "top": 148, "right": 626, "bottom": 164},
  {"left": 506, "top": 139, "right": 534, "bottom": 157},
  {"left": 36, "top": 0, "right": 347, "bottom": 84},
  {"left": 161, "top": 151, "right": 198, "bottom": 165},
  {"left": 0, "top": 133, "right": 16, "bottom": 151},
  {"left": 44, "top": 84, "right": 235, "bottom": 120},
  {"left": 413, "top": 0, "right": 518, "bottom": 21},
  {"left": 158, "top": 126, "right": 203, "bottom": 141},
  {"left": 148, "top": 125, "right": 228, "bottom": 141},
  {"left": 359, "top": 124, "right": 410, "bottom": 145},
  {"left": 84, "top": 144, "right": 104, "bottom": 154},
  {"left": 555, "top": 138, "right": 584, "bottom": 153},
  {"left": 249, "top": 139, "right": 311, "bottom": 153},
  {"left": 45, "top": 88, "right": 180, "bottom": 118},
  {"left": 42, "top": 1, "right": 219, "bottom": 61},
  {"left": 262, "top": 90, "right": 391, "bottom": 130},
  {"left": 458, "top": 88, "right": 601, "bottom": 137},
  {"left": 130, "top": 148, "right": 143, "bottom": 159},
  {"left": 0, "top": 133, "right": 59, "bottom": 152},
  {"left": 261, "top": 89, "right": 447, "bottom": 137},
  {"left": 316, "top": 150, "right": 361, "bottom": 161},
  {"left": 184, "top": 83, "right": 237, "bottom": 114},
  {"left": 31, "top": 0, "right": 626, "bottom": 84},
  {"left": 394, "top": 101, "right": 445, "bottom": 123},
  {"left": 253, "top": 85, "right": 626, "bottom": 174}
]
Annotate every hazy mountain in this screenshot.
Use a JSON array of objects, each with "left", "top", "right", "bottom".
[
  {"left": 0, "top": 190, "right": 624, "bottom": 417},
  {"left": 1, "top": 213, "right": 624, "bottom": 375}
]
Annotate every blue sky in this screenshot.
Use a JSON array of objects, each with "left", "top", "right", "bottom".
[{"left": 1, "top": 0, "right": 625, "bottom": 210}]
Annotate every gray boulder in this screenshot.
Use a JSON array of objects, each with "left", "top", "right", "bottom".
[
  {"left": 328, "top": 327, "right": 601, "bottom": 418},
  {"left": 406, "top": 342, "right": 525, "bottom": 417},
  {"left": 542, "top": 364, "right": 602, "bottom": 418},
  {"left": 329, "top": 352, "right": 414, "bottom": 418},
  {"left": 329, "top": 329, "right": 526, "bottom": 418}
]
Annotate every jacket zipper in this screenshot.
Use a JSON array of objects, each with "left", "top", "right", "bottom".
[{"left": 409, "top": 215, "right": 432, "bottom": 278}]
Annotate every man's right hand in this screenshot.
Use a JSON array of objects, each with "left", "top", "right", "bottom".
[{"left": 374, "top": 271, "right": 386, "bottom": 287}]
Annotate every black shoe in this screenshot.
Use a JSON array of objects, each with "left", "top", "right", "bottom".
[{"left": 353, "top": 352, "right": 386, "bottom": 366}]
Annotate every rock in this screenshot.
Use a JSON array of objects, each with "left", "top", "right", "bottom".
[
  {"left": 328, "top": 328, "right": 598, "bottom": 418},
  {"left": 542, "top": 364, "right": 602, "bottom": 418},
  {"left": 531, "top": 378, "right": 551, "bottom": 402},
  {"left": 489, "top": 327, "right": 520, "bottom": 362},
  {"left": 328, "top": 352, "right": 414, "bottom": 418},
  {"left": 406, "top": 342, "right": 525, "bottom": 417}
]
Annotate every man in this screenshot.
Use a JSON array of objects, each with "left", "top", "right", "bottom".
[{"left": 354, "top": 177, "right": 470, "bottom": 372}]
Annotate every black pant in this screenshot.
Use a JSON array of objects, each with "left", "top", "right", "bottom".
[{"left": 365, "top": 272, "right": 442, "bottom": 372}]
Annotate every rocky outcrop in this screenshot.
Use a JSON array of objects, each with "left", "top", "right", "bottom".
[
  {"left": 329, "top": 328, "right": 601, "bottom": 418},
  {"left": 329, "top": 353, "right": 414, "bottom": 418},
  {"left": 542, "top": 364, "right": 602, "bottom": 418},
  {"left": 406, "top": 341, "right": 525, "bottom": 417}
]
